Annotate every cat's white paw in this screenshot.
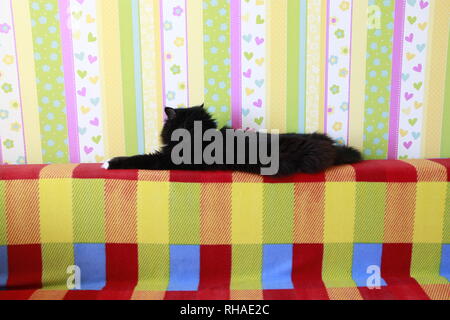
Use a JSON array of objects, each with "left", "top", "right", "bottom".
[{"left": 101, "top": 159, "right": 111, "bottom": 170}]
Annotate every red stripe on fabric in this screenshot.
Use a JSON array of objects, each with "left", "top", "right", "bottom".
[
  {"left": 264, "top": 172, "right": 326, "bottom": 183},
  {"left": 96, "top": 289, "right": 134, "bottom": 300},
  {"left": 381, "top": 243, "right": 413, "bottom": 278},
  {"left": 105, "top": 244, "right": 138, "bottom": 290},
  {"left": 385, "top": 161, "right": 417, "bottom": 182},
  {"left": 170, "top": 170, "right": 233, "bottom": 183},
  {"left": 199, "top": 245, "right": 232, "bottom": 291},
  {"left": 385, "top": 281, "right": 430, "bottom": 300},
  {"left": 381, "top": 243, "right": 429, "bottom": 300},
  {"left": 353, "top": 160, "right": 388, "bottom": 182},
  {"left": 7, "top": 245, "right": 42, "bottom": 290},
  {"left": 0, "top": 290, "right": 36, "bottom": 300},
  {"left": 263, "top": 289, "right": 297, "bottom": 300},
  {"left": 164, "top": 291, "right": 199, "bottom": 300},
  {"left": 63, "top": 290, "right": 100, "bottom": 300},
  {"left": 0, "top": 165, "right": 47, "bottom": 180},
  {"left": 197, "top": 289, "right": 230, "bottom": 300},
  {"left": 295, "top": 288, "right": 329, "bottom": 300},
  {"left": 430, "top": 159, "right": 450, "bottom": 181},
  {"left": 292, "top": 244, "right": 329, "bottom": 299},
  {"left": 353, "top": 160, "right": 418, "bottom": 182},
  {"left": 72, "top": 163, "right": 139, "bottom": 180},
  {"left": 358, "top": 287, "right": 396, "bottom": 300}
]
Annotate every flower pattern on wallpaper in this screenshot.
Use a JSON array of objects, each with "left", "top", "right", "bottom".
[
  {"left": 0, "top": 0, "right": 26, "bottom": 164},
  {"left": 161, "top": 0, "right": 188, "bottom": 109},
  {"left": 241, "top": 0, "right": 266, "bottom": 130},
  {"left": 325, "top": 0, "right": 352, "bottom": 145},
  {"left": 397, "top": 0, "right": 430, "bottom": 159},
  {"left": 70, "top": 0, "right": 106, "bottom": 163}
]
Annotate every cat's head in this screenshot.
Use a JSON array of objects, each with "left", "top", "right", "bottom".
[{"left": 161, "top": 105, "right": 218, "bottom": 145}]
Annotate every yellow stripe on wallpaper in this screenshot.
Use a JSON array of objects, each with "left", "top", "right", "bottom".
[
  {"left": 187, "top": 0, "right": 204, "bottom": 107},
  {"left": 348, "top": 0, "right": 368, "bottom": 151},
  {"left": 318, "top": 0, "right": 327, "bottom": 134},
  {"left": 422, "top": 0, "right": 450, "bottom": 158},
  {"left": 11, "top": 0, "right": 42, "bottom": 164},
  {"left": 97, "top": 0, "right": 126, "bottom": 158},
  {"left": 305, "top": 0, "right": 322, "bottom": 133},
  {"left": 267, "top": 0, "right": 287, "bottom": 133},
  {"left": 139, "top": 0, "right": 161, "bottom": 152},
  {"left": 153, "top": 0, "right": 163, "bottom": 149}
]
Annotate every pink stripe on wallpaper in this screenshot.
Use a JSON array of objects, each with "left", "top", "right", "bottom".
[
  {"left": 388, "top": 0, "right": 406, "bottom": 160},
  {"left": 59, "top": 0, "right": 80, "bottom": 163},
  {"left": 231, "top": 0, "right": 242, "bottom": 129}
]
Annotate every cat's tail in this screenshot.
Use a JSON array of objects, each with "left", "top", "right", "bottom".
[{"left": 333, "top": 145, "right": 363, "bottom": 165}]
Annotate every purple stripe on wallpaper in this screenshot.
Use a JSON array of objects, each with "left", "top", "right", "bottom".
[
  {"left": 388, "top": 0, "right": 406, "bottom": 160},
  {"left": 59, "top": 0, "right": 80, "bottom": 163}
]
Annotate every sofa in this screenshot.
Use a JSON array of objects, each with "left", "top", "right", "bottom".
[{"left": 0, "top": 159, "right": 448, "bottom": 300}]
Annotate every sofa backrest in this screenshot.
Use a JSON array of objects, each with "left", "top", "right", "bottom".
[{"left": 0, "top": 0, "right": 449, "bottom": 165}]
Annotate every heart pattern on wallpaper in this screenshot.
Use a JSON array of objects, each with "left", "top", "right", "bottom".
[
  {"left": 398, "top": 0, "right": 430, "bottom": 159},
  {"left": 241, "top": 0, "right": 266, "bottom": 129},
  {"left": 71, "top": 0, "right": 105, "bottom": 162}
]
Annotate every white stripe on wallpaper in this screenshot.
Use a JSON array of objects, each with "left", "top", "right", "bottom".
[
  {"left": 241, "top": 0, "right": 267, "bottom": 131},
  {"left": 161, "top": 0, "right": 189, "bottom": 109},
  {"left": 0, "top": 0, "right": 26, "bottom": 164},
  {"left": 397, "top": 0, "right": 430, "bottom": 159},
  {"left": 70, "top": 0, "right": 106, "bottom": 163},
  {"left": 324, "top": 0, "right": 353, "bottom": 145}
]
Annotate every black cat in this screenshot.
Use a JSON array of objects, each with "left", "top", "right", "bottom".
[{"left": 103, "top": 105, "right": 362, "bottom": 176}]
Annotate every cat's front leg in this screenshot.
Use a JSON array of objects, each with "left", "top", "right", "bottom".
[{"left": 102, "top": 153, "right": 168, "bottom": 170}]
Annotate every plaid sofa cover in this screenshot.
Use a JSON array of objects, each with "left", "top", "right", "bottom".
[{"left": 0, "top": 159, "right": 449, "bottom": 300}]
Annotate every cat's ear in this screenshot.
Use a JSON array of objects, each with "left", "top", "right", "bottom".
[
  {"left": 165, "top": 107, "right": 176, "bottom": 120},
  {"left": 199, "top": 103, "right": 205, "bottom": 109}
]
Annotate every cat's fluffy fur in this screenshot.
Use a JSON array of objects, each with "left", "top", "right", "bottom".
[{"left": 104, "top": 105, "right": 362, "bottom": 175}]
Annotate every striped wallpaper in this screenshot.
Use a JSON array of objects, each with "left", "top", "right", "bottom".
[{"left": 0, "top": 0, "right": 449, "bottom": 165}]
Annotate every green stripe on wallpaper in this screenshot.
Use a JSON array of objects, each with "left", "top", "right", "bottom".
[
  {"left": 29, "top": 0, "right": 69, "bottom": 163},
  {"left": 286, "top": 0, "right": 301, "bottom": 133},
  {"left": 362, "top": 0, "right": 395, "bottom": 159},
  {"left": 118, "top": 0, "right": 139, "bottom": 156},
  {"left": 441, "top": 32, "right": 450, "bottom": 158},
  {"left": 203, "top": 0, "right": 231, "bottom": 128}
]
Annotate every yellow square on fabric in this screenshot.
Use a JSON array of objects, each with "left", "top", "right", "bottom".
[
  {"left": 324, "top": 182, "right": 356, "bottom": 243},
  {"left": 232, "top": 183, "right": 263, "bottom": 244},
  {"left": 137, "top": 181, "right": 169, "bottom": 244},
  {"left": 39, "top": 179, "right": 73, "bottom": 243},
  {"left": 413, "top": 182, "right": 446, "bottom": 243}
]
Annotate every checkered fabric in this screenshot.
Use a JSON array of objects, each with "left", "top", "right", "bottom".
[{"left": 0, "top": 159, "right": 449, "bottom": 300}]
